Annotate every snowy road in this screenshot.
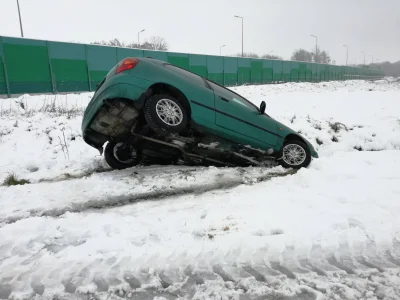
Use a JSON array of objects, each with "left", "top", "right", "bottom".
[{"left": 1, "top": 80, "right": 400, "bottom": 299}]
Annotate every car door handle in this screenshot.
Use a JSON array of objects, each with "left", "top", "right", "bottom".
[{"left": 219, "top": 96, "right": 229, "bottom": 102}]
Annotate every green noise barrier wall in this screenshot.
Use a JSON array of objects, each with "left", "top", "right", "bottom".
[{"left": 0, "top": 36, "right": 384, "bottom": 98}]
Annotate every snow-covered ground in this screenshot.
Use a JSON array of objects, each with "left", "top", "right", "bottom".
[{"left": 1, "top": 80, "right": 400, "bottom": 299}]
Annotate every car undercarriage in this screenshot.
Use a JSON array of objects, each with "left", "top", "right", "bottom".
[{"left": 88, "top": 98, "right": 279, "bottom": 169}]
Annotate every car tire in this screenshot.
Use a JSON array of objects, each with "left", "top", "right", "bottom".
[
  {"left": 104, "top": 141, "right": 142, "bottom": 170},
  {"left": 279, "top": 140, "right": 311, "bottom": 169},
  {"left": 144, "top": 94, "right": 189, "bottom": 135}
]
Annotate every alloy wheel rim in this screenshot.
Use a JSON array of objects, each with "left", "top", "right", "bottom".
[
  {"left": 156, "top": 99, "right": 183, "bottom": 126},
  {"left": 282, "top": 144, "right": 307, "bottom": 166}
]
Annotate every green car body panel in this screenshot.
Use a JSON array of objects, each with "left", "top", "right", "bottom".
[{"left": 82, "top": 57, "right": 318, "bottom": 159}]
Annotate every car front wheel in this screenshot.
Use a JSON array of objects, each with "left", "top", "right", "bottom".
[
  {"left": 104, "top": 141, "right": 142, "bottom": 170},
  {"left": 279, "top": 140, "right": 311, "bottom": 169}
]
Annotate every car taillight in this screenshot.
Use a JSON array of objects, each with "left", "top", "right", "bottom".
[{"left": 116, "top": 58, "right": 139, "bottom": 74}]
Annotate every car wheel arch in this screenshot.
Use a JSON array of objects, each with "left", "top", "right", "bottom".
[
  {"left": 276, "top": 133, "right": 309, "bottom": 158},
  {"left": 145, "top": 83, "right": 192, "bottom": 120},
  {"left": 284, "top": 134, "right": 306, "bottom": 145}
]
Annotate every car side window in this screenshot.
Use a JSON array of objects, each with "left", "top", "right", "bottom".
[
  {"left": 206, "top": 80, "right": 259, "bottom": 111},
  {"left": 164, "top": 64, "right": 207, "bottom": 87}
]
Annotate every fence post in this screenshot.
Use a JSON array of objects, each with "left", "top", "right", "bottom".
[
  {"left": 0, "top": 37, "right": 11, "bottom": 98},
  {"left": 235, "top": 57, "right": 238, "bottom": 85},
  {"left": 205, "top": 55, "right": 209, "bottom": 82},
  {"left": 237, "top": 61, "right": 239, "bottom": 86},
  {"left": 222, "top": 56, "right": 225, "bottom": 86},
  {"left": 271, "top": 67, "right": 274, "bottom": 83},
  {"left": 85, "top": 45, "right": 92, "bottom": 92},
  {"left": 46, "top": 41, "right": 57, "bottom": 94}
]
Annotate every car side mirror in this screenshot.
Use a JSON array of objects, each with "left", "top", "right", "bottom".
[{"left": 260, "top": 101, "right": 266, "bottom": 114}]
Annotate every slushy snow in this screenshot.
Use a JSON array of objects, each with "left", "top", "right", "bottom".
[{"left": 1, "top": 80, "right": 400, "bottom": 299}]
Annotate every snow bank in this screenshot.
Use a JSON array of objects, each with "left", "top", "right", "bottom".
[
  {"left": 1, "top": 151, "right": 400, "bottom": 299},
  {"left": 1, "top": 80, "right": 400, "bottom": 299}
]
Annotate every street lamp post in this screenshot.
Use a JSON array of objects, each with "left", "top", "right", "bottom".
[
  {"left": 343, "top": 45, "right": 348, "bottom": 66},
  {"left": 361, "top": 51, "right": 365, "bottom": 65},
  {"left": 16, "top": 0, "right": 24, "bottom": 37},
  {"left": 234, "top": 15, "right": 243, "bottom": 57},
  {"left": 310, "top": 35, "right": 318, "bottom": 62},
  {"left": 220, "top": 45, "right": 225, "bottom": 56},
  {"left": 137, "top": 29, "right": 145, "bottom": 48}
]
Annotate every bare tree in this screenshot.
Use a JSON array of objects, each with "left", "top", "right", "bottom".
[
  {"left": 145, "top": 36, "right": 168, "bottom": 51},
  {"left": 125, "top": 42, "right": 139, "bottom": 48},
  {"left": 232, "top": 52, "right": 259, "bottom": 58},
  {"left": 291, "top": 49, "right": 313, "bottom": 62},
  {"left": 107, "top": 38, "right": 124, "bottom": 47},
  {"left": 92, "top": 36, "right": 169, "bottom": 51},
  {"left": 319, "top": 50, "right": 331, "bottom": 64},
  {"left": 311, "top": 46, "right": 331, "bottom": 64},
  {"left": 261, "top": 54, "right": 282, "bottom": 60},
  {"left": 230, "top": 52, "right": 282, "bottom": 60},
  {"left": 92, "top": 38, "right": 124, "bottom": 47}
]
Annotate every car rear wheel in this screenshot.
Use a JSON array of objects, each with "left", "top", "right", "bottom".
[
  {"left": 104, "top": 141, "right": 142, "bottom": 170},
  {"left": 144, "top": 94, "right": 189, "bottom": 135},
  {"left": 279, "top": 140, "right": 311, "bottom": 169}
]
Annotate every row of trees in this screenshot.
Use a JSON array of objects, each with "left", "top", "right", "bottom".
[
  {"left": 233, "top": 52, "right": 282, "bottom": 60},
  {"left": 91, "top": 38, "right": 398, "bottom": 76},
  {"left": 91, "top": 38, "right": 336, "bottom": 65},
  {"left": 231, "top": 48, "right": 332, "bottom": 64},
  {"left": 290, "top": 46, "right": 332, "bottom": 64},
  {"left": 370, "top": 61, "right": 400, "bottom": 77},
  {"left": 92, "top": 36, "right": 168, "bottom": 51},
  {"left": 91, "top": 39, "right": 280, "bottom": 61}
]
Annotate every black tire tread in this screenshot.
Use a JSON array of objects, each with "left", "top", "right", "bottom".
[{"left": 104, "top": 141, "right": 141, "bottom": 170}]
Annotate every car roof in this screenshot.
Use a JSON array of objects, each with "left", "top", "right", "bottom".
[
  {"left": 138, "top": 57, "right": 166, "bottom": 65},
  {"left": 129, "top": 57, "right": 261, "bottom": 111}
]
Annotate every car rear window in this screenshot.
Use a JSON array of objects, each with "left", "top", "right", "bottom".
[{"left": 164, "top": 64, "right": 206, "bottom": 87}]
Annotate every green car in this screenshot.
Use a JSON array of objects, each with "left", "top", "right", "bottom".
[{"left": 82, "top": 57, "right": 318, "bottom": 170}]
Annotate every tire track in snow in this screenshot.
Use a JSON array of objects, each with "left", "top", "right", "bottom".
[
  {"left": 2, "top": 239, "right": 400, "bottom": 299},
  {"left": 0, "top": 168, "right": 296, "bottom": 226}
]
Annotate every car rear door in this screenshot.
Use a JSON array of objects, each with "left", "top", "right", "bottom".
[{"left": 207, "top": 80, "right": 279, "bottom": 148}]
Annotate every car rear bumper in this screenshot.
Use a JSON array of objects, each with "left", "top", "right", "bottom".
[{"left": 82, "top": 83, "right": 147, "bottom": 151}]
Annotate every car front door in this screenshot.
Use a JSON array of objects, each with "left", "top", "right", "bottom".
[{"left": 206, "top": 80, "right": 279, "bottom": 148}]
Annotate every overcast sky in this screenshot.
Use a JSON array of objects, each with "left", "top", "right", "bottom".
[{"left": 1, "top": 0, "right": 399, "bottom": 64}]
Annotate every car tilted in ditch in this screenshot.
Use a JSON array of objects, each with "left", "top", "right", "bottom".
[{"left": 81, "top": 57, "right": 318, "bottom": 170}]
